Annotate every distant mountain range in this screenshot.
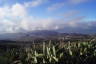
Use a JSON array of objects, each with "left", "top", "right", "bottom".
[
  {"left": 0, "top": 30, "right": 95, "bottom": 42},
  {"left": 0, "top": 30, "right": 58, "bottom": 41}
]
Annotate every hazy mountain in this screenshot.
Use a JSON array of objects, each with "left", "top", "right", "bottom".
[
  {"left": 0, "top": 30, "right": 95, "bottom": 42},
  {"left": 0, "top": 30, "right": 59, "bottom": 41}
]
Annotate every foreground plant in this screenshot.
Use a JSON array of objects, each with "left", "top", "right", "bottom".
[{"left": 0, "top": 40, "right": 96, "bottom": 64}]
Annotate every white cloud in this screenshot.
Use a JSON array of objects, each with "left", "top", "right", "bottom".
[
  {"left": 0, "top": 5, "right": 91, "bottom": 34},
  {"left": 0, "top": 1, "right": 95, "bottom": 34},
  {"left": 0, "top": 8, "right": 5, "bottom": 18},
  {"left": 24, "top": 0, "right": 46, "bottom": 7},
  {"left": 0, "top": 6, "right": 10, "bottom": 19},
  {"left": 19, "top": 17, "right": 56, "bottom": 31},
  {"left": 68, "top": 0, "right": 88, "bottom": 4},
  {"left": 47, "top": 0, "right": 90, "bottom": 12},
  {"left": 0, "top": 4, "right": 60, "bottom": 33},
  {"left": 11, "top": 3, "right": 26, "bottom": 17},
  {"left": 0, "top": 3, "right": 27, "bottom": 33},
  {"left": 47, "top": 2, "right": 64, "bottom": 11},
  {"left": 0, "top": 19, "right": 15, "bottom": 33},
  {"left": 0, "top": 3, "right": 26, "bottom": 18},
  {"left": 63, "top": 10, "right": 79, "bottom": 18}
]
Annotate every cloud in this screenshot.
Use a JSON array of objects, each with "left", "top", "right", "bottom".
[
  {"left": 68, "top": 0, "right": 88, "bottom": 4},
  {"left": 59, "top": 21, "right": 96, "bottom": 34},
  {"left": 47, "top": 0, "right": 89, "bottom": 12},
  {"left": 0, "top": 3, "right": 26, "bottom": 18},
  {"left": 47, "top": 2, "right": 64, "bottom": 11},
  {"left": 11, "top": 3, "right": 26, "bottom": 17},
  {"left": 24, "top": 0, "right": 47, "bottom": 7},
  {"left": 19, "top": 17, "right": 57, "bottom": 31},
  {"left": 0, "top": 3, "right": 27, "bottom": 33},
  {"left": 0, "top": 4, "right": 96, "bottom": 34},
  {"left": 0, "top": 6, "right": 10, "bottom": 19},
  {"left": 0, "top": 1, "right": 96, "bottom": 34},
  {"left": 0, "top": 3, "right": 59, "bottom": 33},
  {"left": 54, "top": 16, "right": 96, "bottom": 34},
  {"left": 0, "top": 7, "right": 96, "bottom": 34},
  {"left": 63, "top": 10, "right": 80, "bottom": 18}
]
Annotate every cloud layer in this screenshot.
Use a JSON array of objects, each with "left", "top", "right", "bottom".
[
  {"left": 0, "top": 0, "right": 95, "bottom": 34},
  {"left": 0, "top": 3, "right": 59, "bottom": 33},
  {"left": 47, "top": 2, "right": 64, "bottom": 11}
]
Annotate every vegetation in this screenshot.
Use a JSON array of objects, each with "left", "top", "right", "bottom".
[{"left": 0, "top": 40, "right": 96, "bottom": 64}]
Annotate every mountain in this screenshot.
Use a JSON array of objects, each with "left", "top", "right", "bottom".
[
  {"left": 0, "top": 30, "right": 59, "bottom": 41},
  {"left": 0, "top": 30, "right": 95, "bottom": 42}
]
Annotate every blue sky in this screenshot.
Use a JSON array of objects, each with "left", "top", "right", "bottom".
[{"left": 0, "top": 0, "right": 96, "bottom": 34}]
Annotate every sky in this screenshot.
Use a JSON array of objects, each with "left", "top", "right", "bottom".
[{"left": 0, "top": 0, "right": 96, "bottom": 34}]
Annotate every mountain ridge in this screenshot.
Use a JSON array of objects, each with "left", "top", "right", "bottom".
[{"left": 0, "top": 30, "right": 95, "bottom": 42}]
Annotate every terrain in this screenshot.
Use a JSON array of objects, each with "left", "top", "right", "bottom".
[
  {"left": 0, "top": 30, "right": 96, "bottom": 64},
  {"left": 0, "top": 30, "right": 96, "bottom": 42}
]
